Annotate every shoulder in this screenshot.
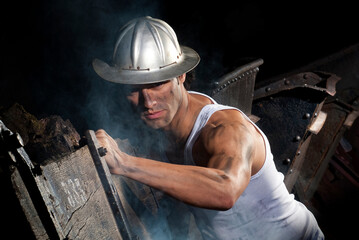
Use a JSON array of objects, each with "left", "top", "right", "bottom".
[
  {"left": 206, "top": 108, "right": 256, "bottom": 135},
  {"left": 192, "top": 107, "right": 266, "bottom": 175},
  {"left": 199, "top": 108, "right": 263, "bottom": 155},
  {"left": 199, "top": 109, "right": 265, "bottom": 159}
]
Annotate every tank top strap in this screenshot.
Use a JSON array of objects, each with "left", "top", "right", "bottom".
[{"left": 188, "top": 90, "right": 218, "bottom": 104}]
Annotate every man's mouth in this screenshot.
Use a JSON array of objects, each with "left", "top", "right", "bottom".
[{"left": 144, "top": 110, "right": 164, "bottom": 120}]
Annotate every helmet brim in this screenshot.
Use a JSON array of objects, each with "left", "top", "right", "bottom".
[{"left": 92, "top": 46, "right": 200, "bottom": 85}]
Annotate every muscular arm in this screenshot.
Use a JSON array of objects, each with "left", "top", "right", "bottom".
[{"left": 96, "top": 110, "right": 263, "bottom": 210}]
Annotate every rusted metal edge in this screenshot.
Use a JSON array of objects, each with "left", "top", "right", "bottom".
[
  {"left": 254, "top": 71, "right": 341, "bottom": 100},
  {"left": 308, "top": 110, "right": 327, "bottom": 135},
  {"left": 211, "top": 58, "right": 264, "bottom": 95}
]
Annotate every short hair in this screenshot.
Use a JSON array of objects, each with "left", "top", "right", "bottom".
[{"left": 183, "top": 70, "right": 195, "bottom": 90}]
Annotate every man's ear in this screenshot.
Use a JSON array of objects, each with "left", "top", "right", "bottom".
[{"left": 177, "top": 73, "right": 186, "bottom": 84}]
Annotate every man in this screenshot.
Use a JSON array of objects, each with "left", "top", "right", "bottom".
[{"left": 93, "top": 16, "right": 324, "bottom": 239}]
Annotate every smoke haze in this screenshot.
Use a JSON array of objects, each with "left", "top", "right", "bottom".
[{"left": 1, "top": 0, "right": 359, "bottom": 238}]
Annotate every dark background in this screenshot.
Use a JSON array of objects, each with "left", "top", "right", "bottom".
[
  {"left": 1, "top": 0, "right": 359, "bottom": 134},
  {"left": 1, "top": 1, "right": 359, "bottom": 239}
]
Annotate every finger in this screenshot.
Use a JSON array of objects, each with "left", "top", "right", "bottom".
[{"left": 95, "top": 129, "right": 107, "bottom": 136}]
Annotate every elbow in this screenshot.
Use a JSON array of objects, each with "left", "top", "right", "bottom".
[
  {"left": 218, "top": 193, "right": 237, "bottom": 211},
  {"left": 216, "top": 175, "right": 247, "bottom": 211},
  {"left": 215, "top": 183, "right": 238, "bottom": 210},
  {"left": 209, "top": 170, "right": 249, "bottom": 210}
]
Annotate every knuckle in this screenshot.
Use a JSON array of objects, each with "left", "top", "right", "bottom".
[{"left": 95, "top": 129, "right": 106, "bottom": 136}]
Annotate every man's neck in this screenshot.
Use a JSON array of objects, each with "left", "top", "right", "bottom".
[
  {"left": 166, "top": 91, "right": 211, "bottom": 146},
  {"left": 164, "top": 91, "right": 197, "bottom": 145}
]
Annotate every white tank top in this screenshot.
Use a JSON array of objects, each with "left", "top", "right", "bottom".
[{"left": 184, "top": 91, "right": 324, "bottom": 240}]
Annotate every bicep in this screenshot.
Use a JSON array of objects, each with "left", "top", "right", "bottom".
[{"left": 204, "top": 122, "right": 255, "bottom": 178}]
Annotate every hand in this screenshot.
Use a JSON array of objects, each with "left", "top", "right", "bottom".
[{"left": 95, "top": 129, "right": 125, "bottom": 173}]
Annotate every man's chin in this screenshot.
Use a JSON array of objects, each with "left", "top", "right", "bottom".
[{"left": 142, "top": 118, "right": 166, "bottom": 130}]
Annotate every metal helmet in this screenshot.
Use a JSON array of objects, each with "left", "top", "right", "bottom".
[{"left": 92, "top": 16, "right": 200, "bottom": 84}]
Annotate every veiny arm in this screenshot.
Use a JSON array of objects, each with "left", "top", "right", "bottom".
[{"left": 96, "top": 110, "right": 262, "bottom": 210}]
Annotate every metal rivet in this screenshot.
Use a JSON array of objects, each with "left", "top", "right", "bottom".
[
  {"left": 98, "top": 147, "right": 107, "bottom": 157},
  {"left": 295, "top": 135, "right": 301, "bottom": 141},
  {"left": 265, "top": 87, "right": 271, "bottom": 92},
  {"left": 283, "top": 158, "right": 291, "bottom": 164},
  {"left": 304, "top": 113, "right": 311, "bottom": 119}
]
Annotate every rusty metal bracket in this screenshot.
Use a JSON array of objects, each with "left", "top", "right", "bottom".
[
  {"left": 252, "top": 71, "right": 340, "bottom": 192},
  {"left": 254, "top": 71, "right": 339, "bottom": 100}
]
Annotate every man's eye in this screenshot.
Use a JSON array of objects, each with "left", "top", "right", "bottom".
[
  {"left": 151, "top": 80, "right": 170, "bottom": 89},
  {"left": 123, "top": 86, "right": 139, "bottom": 93},
  {"left": 131, "top": 87, "right": 141, "bottom": 92},
  {"left": 123, "top": 89, "right": 136, "bottom": 98},
  {"left": 151, "top": 82, "right": 164, "bottom": 89}
]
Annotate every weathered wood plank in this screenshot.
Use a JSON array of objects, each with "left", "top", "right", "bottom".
[{"left": 34, "top": 145, "right": 123, "bottom": 239}]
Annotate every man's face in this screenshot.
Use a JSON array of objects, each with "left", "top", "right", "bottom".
[{"left": 125, "top": 78, "right": 183, "bottom": 130}]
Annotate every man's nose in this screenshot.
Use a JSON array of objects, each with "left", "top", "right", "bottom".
[{"left": 142, "top": 89, "right": 157, "bottom": 109}]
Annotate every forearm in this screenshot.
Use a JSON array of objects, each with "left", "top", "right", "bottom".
[{"left": 112, "top": 152, "right": 241, "bottom": 210}]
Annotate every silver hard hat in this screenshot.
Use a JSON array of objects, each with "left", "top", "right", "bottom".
[{"left": 92, "top": 16, "right": 200, "bottom": 84}]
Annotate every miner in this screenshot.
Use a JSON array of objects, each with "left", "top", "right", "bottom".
[{"left": 93, "top": 16, "right": 323, "bottom": 239}]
